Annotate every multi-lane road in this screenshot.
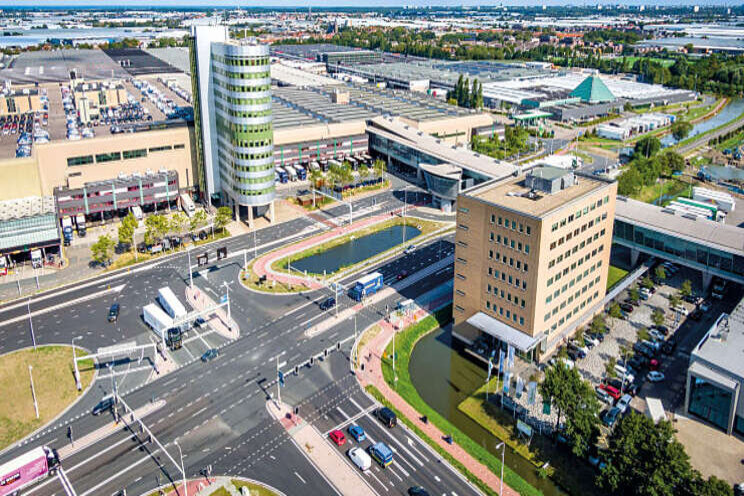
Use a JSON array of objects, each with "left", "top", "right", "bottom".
[{"left": 0, "top": 184, "right": 480, "bottom": 496}]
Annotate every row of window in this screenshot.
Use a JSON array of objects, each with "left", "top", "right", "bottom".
[
  {"left": 547, "top": 249, "right": 604, "bottom": 290},
  {"left": 486, "top": 283, "right": 527, "bottom": 309},
  {"left": 487, "top": 250, "right": 529, "bottom": 273},
  {"left": 490, "top": 214, "right": 532, "bottom": 236},
  {"left": 545, "top": 272, "right": 603, "bottom": 322},
  {"left": 67, "top": 145, "right": 181, "bottom": 168},
  {"left": 489, "top": 232, "right": 531, "bottom": 255},
  {"left": 216, "top": 125, "right": 272, "bottom": 146},
  {"left": 486, "top": 266, "right": 528, "bottom": 292},
  {"left": 212, "top": 54, "right": 270, "bottom": 67},
  {"left": 551, "top": 195, "right": 611, "bottom": 233},
  {"left": 214, "top": 102, "right": 271, "bottom": 119},
  {"left": 550, "top": 221, "right": 606, "bottom": 252},
  {"left": 549, "top": 218, "right": 607, "bottom": 265},
  {"left": 216, "top": 81, "right": 271, "bottom": 94},
  {"left": 213, "top": 66, "right": 270, "bottom": 81},
  {"left": 219, "top": 170, "right": 274, "bottom": 196},
  {"left": 545, "top": 290, "right": 601, "bottom": 335},
  {"left": 485, "top": 301, "right": 526, "bottom": 328}
]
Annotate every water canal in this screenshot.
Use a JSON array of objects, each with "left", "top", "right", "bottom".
[
  {"left": 409, "top": 327, "right": 569, "bottom": 496},
  {"left": 289, "top": 224, "right": 421, "bottom": 275},
  {"left": 661, "top": 98, "right": 744, "bottom": 147}
]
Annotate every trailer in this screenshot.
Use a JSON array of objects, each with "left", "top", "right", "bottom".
[
  {"left": 143, "top": 303, "right": 173, "bottom": 339},
  {"left": 294, "top": 164, "right": 307, "bottom": 180},
  {"left": 0, "top": 446, "right": 59, "bottom": 496},
  {"left": 692, "top": 187, "right": 736, "bottom": 212},
  {"left": 676, "top": 198, "right": 719, "bottom": 220},
  {"left": 61, "top": 216, "right": 73, "bottom": 246},
  {"left": 276, "top": 167, "right": 288, "bottom": 183},
  {"left": 180, "top": 193, "right": 196, "bottom": 218},
  {"left": 349, "top": 272, "right": 384, "bottom": 302},
  {"left": 157, "top": 287, "right": 188, "bottom": 324},
  {"left": 75, "top": 213, "right": 86, "bottom": 237},
  {"left": 286, "top": 166, "right": 298, "bottom": 182}
]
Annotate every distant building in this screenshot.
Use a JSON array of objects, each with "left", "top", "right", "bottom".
[{"left": 452, "top": 166, "right": 617, "bottom": 362}]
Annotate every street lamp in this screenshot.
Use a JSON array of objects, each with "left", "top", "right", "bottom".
[
  {"left": 29, "top": 365, "right": 39, "bottom": 419},
  {"left": 221, "top": 281, "right": 232, "bottom": 323},
  {"left": 496, "top": 442, "right": 505, "bottom": 496},
  {"left": 174, "top": 440, "right": 188, "bottom": 496},
  {"left": 72, "top": 335, "right": 82, "bottom": 391}
]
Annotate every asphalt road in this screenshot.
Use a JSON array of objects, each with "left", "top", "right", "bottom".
[{"left": 0, "top": 185, "right": 470, "bottom": 496}]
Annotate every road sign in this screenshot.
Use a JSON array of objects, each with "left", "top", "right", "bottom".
[
  {"left": 278, "top": 370, "right": 285, "bottom": 387},
  {"left": 217, "top": 247, "right": 227, "bottom": 260},
  {"left": 197, "top": 253, "right": 209, "bottom": 267},
  {"left": 220, "top": 295, "right": 228, "bottom": 304}
]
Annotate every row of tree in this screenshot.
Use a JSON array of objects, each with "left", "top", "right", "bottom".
[
  {"left": 471, "top": 126, "right": 531, "bottom": 160},
  {"left": 617, "top": 136, "right": 687, "bottom": 197},
  {"left": 447, "top": 75, "right": 484, "bottom": 110},
  {"left": 308, "top": 159, "right": 386, "bottom": 192}
]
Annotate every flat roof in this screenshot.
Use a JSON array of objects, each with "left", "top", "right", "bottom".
[
  {"left": 692, "top": 307, "right": 744, "bottom": 382},
  {"left": 0, "top": 49, "right": 129, "bottom": 84},
  {"left": 467, "top": 169, "right": 608, "bottom": 218},
  {"left": 467, "top": 312, "right": 540, "bottom": 352},
  {"left": 0, "top": 213, "right": 58, "bottom": 252},
  {"left": 615, "top": 196, "right": 744, "bottom": 256}
]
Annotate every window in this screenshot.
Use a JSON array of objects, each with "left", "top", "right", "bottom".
[
  {"left": 519, "top": 317, "right": 524, "bottom": 326},
  {"left": 518, "top": 242, "right": 522, "bottom": 252},
  {"left": 67, "top": 155, "right": 94, "bottom": 167},
  {"left": 456, "top": 257, "right": 467, "bottom": 265},
  {"left": 525, "top": 244, "right": 530, "bottom": 254},
  {"left": 486, "top": 301, "right": 491, "bottom": 309},
  {"left": 455, "top": 305, "right": 464, "bottom": 313},
  {"left": 490, "top": 232, "right": 495, "bottom": 242},
  {"left": 456, "top": 289, "right": 466, "bottom": 296},
  {"left": 149, "top": 145, "right": 172, "bottom": 153},
  {"left": 490, "top": 214, "right": 495, "bottom": 223},
  {"left": 122, "top": 148, "right": 147, "bottom": 160},
  {"left": 511, "top": 220, "right": 517, "bottom": 230},
  {"left": 526, "top": 226, "right": 531, "bottom": 235},
  {"left": 95, "top": 152, "right": 121, "bottom": 163},
  {"left": 488, "top": 267, "right": 493, "bottom": 276},
  {"left": 498, "top": 216, "right": 503, "bottom": 226},
  {"left": 488, "top": 250, "right": 493, "bottom": 259},
  {"left": 174, "top": 143, "right": 185, "bottom": 149},
  {"left": 524, "top": 263, "right": 529, "bottom": 272},
  {"left": 487, "top": 284, "right": 492, "bottom": 293},
  {"left": 456, "top": 273, "right": 466, "bottom": 280},
  {"left": 519, "top": 223, "right": 523, "bottom": 233},
  {"left": 551, "top": 223, "right": 558, "bottom": 232}
]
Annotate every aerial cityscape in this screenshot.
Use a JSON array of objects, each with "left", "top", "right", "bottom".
[{"left": 0, "top": 3, "right": 744, "bottom": 496}]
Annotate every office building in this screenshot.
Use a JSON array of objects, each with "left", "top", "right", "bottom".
[
  {"left": 685, "top": 304, "right": 744, "bottom": 436},
  {"left": 452, "top": 166, "right": 617, "bottom": 362},
  {"left": 190, "top": 25, "right": 275, "bottom": 224}
]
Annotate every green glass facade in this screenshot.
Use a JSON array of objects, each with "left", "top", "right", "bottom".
[{"left": 211, "top": 42, "right": 275, "bottom": 206}]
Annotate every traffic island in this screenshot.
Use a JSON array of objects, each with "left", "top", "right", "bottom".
[
  {"left": 146, "top": 476, "right": 283, "bottom": 496},
  {"left": 0, "top": 345, "right": 95, "bottom": 450}
]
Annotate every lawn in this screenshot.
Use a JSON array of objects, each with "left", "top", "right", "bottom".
[
  {"left": 377, "top": 306, "right": 543, "bottom": 496},
  {"left": 231, "top": 479, "right": 278, "bottom": 496},
  {"left": 607, "top": 265, "right": 629, "bottom": 291},
  {"left": 631, "top": 177, "right": 692, "bottom": 205},
  {"left": 0, "top": 346, "right": 95, "bottom": 449}
]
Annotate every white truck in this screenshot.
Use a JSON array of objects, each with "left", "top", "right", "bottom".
[
  {"left": 157, "top": 286, "right": 188, "bottom": 326},
  {"left": 180, "top": 193, "right": 196, "bottom": 218},
  {"left": 31, "top": 249, "right": 42, "bottom": 269},
  {"left": 143, "top": 303, "right": 173, "bottom": 338}
]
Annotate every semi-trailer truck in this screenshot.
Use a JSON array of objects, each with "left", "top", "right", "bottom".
[
  {"left": 157, "top": 286, "right": 188, "bottom": 324},
  {"left": 75, "top": 214, "right": 86, "bottom": 237},
  {"left": 0, "top": 446, "right": 59, "bottom": 496},
  {"left": 349, "top": 272, "right": 384, "bottom": 302},
  {"left": 61, "top": 216, "right": 73, "bottom": 246},
  {"left": 143, "top": 303, "right": 173, "bottom": 338}
]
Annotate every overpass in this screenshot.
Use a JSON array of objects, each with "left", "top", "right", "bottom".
[{"left": 613, "top": 196, "right": 744, "bottom": 288}]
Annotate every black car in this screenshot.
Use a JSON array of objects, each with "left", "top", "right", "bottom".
[
  {"left": 201, "top": 348, "right": 220, "bottom": 362},
  {"left": 609, "top": 377, "right": 639, "bottom": 396},
  {"left": 628, "top": 355, "right": 648, "bottom": 371},
  {"left": 92, "top": 396, "right": 114, "bottom": 416},
  {"left": 408, "top": 488, "right": 431, "bottom": 496},
  {"left": 652, "top": 324, "right": 670, "bottom": 336},
  {"left": 376, "top": 407, "right": 397, "bottom": 428},
  {"left": 319, "top": 297, "right": 336, "bottom": 311},
  {"left": 587, "top": 331, "right": 605, "bottom": 342},
  {"left": 689, "top": 309, "right": 703, "bottom": 321},
  {"left": 619, "top": 303, "right": 634, "bottom": 313},
  {"left": 108, "top": 303, "right": 120, "bottom": 322},
  {"left": 662, "top": 339, "right": 677, "bottom": 355}
]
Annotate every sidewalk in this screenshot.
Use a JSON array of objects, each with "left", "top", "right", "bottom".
[
  {"left": 356, "top": 313, "right": 518, "bottom": 496},
  {"left": 185, "top": 286, "right": 240, "bottom": 340},
  {"left": 266, "top": 400, "right": 376, "bottom": 496}
]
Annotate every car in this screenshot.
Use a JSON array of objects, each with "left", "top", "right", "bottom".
[
  {"left": 619, "top": 303, "right": 634, "bottom": 313},
  {"left": 648, "top": 329, "right": 666, "bottom": 342},
  {"left": 396, "top": 270, "right": 409, "bottom": 281},
  {"left": 92, "top": 396, "right": 114, "bottom": 416},
  {"left": 566, "top": 348, "right": 581, "bottom": 362},
  {"left": 201, "top": 348, "right": 219, "bottom": 362},
  {"left": 672, "top": 306, "right": 689, "bottom": 316},
  {"left": 347, "top": 424, "right": 365, "bottom": 442},
  {"left": 652, "top": 324, "right": 669, "bottom": 336},
  {"left": 700, "top": 301, "right": 711, "bottom": 312},
  {"left": 627, "top": 355, "right": 648, "bottom": 371},
  {"left": 634, "top": 342, "right": 656, "bottom": 358},
  {"left": 329, "top": 429, "right": 346, "bottom": 446},
  {"left": 376, "top": 407, "right": 397, "bottom": 428},
  {"left": 649, "top": 358, "right": 661, "bottom": 371},
  {"left": 408, "top": 488, "right": 431, "bottom": 496},
  {"left": 587, "top": 331, "right": 605, "bottom": 342},
  {"left": 609, "top": 378, "right": 639, "bottom": 397},
  {"left": 584, "top": 335, "right": 600, "bottom": 347},
  {"left": 689, "top": 309, "right": 703, "bottom": 321},
  {"left": 647, "top": 371, "right": 665, "bottom": 382},
  {"left": 734, "top": 482, "right": 744, "bottom": 496},
  {"left": 624, "top": 298, "right": 640, "bottom": 307},
  {"left": 602, "top": 407, "right": 621, "bottom": 428},
  {"left": 347, "top": 447, "right": 372, "bottom": 471},
  {"left": 595, "top": 386, "right": 613, "bottom": 405},
  {"left": 568, "top": 341, "right": 588, "bottom": 357},
  {"left": 108, "top": 303, "right": 120, "bottom": 322},
  {"left": 404, "top": 244, "right": 416, "bottom": 255},
  {"left": 662, "top": 339, "right": 677, "bottom": 355},
  {"left": 616, "top": 394, "right": 632, "bottom": 414},
  {"left": 319, "top": 297, "right": 336, "bottom": 311},
  {"left": 599, "top": 384, "right": 622, "bottom": 401}
]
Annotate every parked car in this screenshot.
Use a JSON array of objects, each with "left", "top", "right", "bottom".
[
  {"left": 347, "top": 447, "right": 372, "bottom": 471},
  {"left": 595, "top": 386, "right": 613, "bottom": 405},
  {"left": 628, "top": 355, "right": 649, "bottom": 371},
  {"left": 648, "top": 329, "right": 666, "bottom": 342},
  {"left": 396, "top": 270, "right": 409, "bottom": 281},
  {"left": 652, "top": 324, "right": 669, "bottom": 336},
  {"left": 404, "top": 244, "right": 416, "bottom": 255},
  {"left": 700, "top": 301, "right": 712, "bottom": 312},
  {"left": 662, "top": 339, "right": 677, "bottom": 355},
  {"left": 92, "top": 396, "right": 114, "bottom": 416},
  {"left": 201, "top": 348, "right": 219, "bottom": 362},
  {"left": 624, "top": 298, "right": 640, "bottom": 307},
  {"left": 329, "top": 429, "right": 346, "bottom": 446},
  {"left": 609, "top": 377, "right": 639, "bottom": 397},
  {"left": 568, "top": 342, "right": 588, "bottom": 358},
  {"left": 408, "top": 488, "right": 431, "bottom": 496},
  {"left": 347, "top": 425, "right": 365, "bottom": 442},
  {"left": 602, "top": 407, "right": 621, "bottom": 428},
  {"left": 647, "top": 371, "right": 665, "bottom": 382},
  {"left": 599, "top": 384, "right": 622, "bottom": 401},
  {"left": 619, "top": 303, "right": 634, "bottom": 313},
  {"left": 587, "top": 331, "right": 605, "bottom": 343},
  {"left": 616, "top": 394, "right": 632, "bottom": 414},
  {"left": 672, "top": 305, "right": 689, "bottom": 316}
]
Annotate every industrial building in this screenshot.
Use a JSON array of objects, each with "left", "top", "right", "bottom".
[
  {"left": 685, "top": 302, "right": 744, "bottom": 436},
  {"left": 452, "top": 166, "right": 617, "bottom": 361},
  {"left": 597, "top": 113, "right": 675, "bottom": 141}
]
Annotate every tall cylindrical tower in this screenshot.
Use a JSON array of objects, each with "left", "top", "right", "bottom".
[{"left": 211, "top": 40, "right": 274, "bottom": 211}]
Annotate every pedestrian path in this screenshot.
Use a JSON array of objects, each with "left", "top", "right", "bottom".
[
  {"left": 266, "top": 400, "right": 376, "bottom": 496},
  {"left": 185, "top": 285, "right": 239, "bottom": 340},
  {"left": 355, "top": 307, "right": 519, "bottom": 496}
]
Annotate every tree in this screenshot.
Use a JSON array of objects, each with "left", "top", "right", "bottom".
[
  {"left": 671, "top": 120, "right": 693, "bottom": 141},
  {"left": 669, "top": 293, "right": 681, "bottom": 309},
  {"left": 358, "top": 163, "right": 370, "bottom": 183},
  {"left": 598, "top": 413, "right": 694, "bottom": 496},
  {"left": 591, "top": 314, "right": 607, "bottom": 335},
  {"left": 638, "top": 326, "right": 651, "bottom": 342},
  {"left": 608, "top": 302, "right": 623, "bottom": 320},
  {"left": 641, "top": 276, "right": 654, "bottom": 290},
  {"left": 214, "top": 206, "right": 232, "bottom": 233},
  {"left": 635, "top": 136, "right": 662, "bottom": 158},
  {"left": 169, "top": 212, "right": 189, "bottom": 241},
  {"left": 373, "top": 158, "right": 386, "bottom": 180},
  {"left": 575, "top": 327, "right": 585, "bottom": 346},
  {"left": 680, "top": 279, "right": 692, "bottom": 298},
  {"left": 629, "top": 287, "right": 640, "bottom": 302},
  {"left": 652, "top": 308, "right": 666, "bottom": 327},
  {"left": 118, "top": 212, "right": 138, "bottom": 249},
  {"left": 658, "top": 150, "right": 686, "bottom": 175},
  {"left": 655, "top": 265, "right": 667, "bottom": 282},
  {"left": 684, "top": 473, "right": 735, "bottom": 496},
  {"left": 190, "top": 209, "right": 208, "bottom": 234},
  {"left": 539, "top": 363, "right": 600, "bottom": 457},
  {"left": 605, "top": 356, "right": 617, "bottom": 379},
  {"left": 144, "top": 214, "right": 169, "bottom": 246},
  {"left": 91, "top": 234, "right": 115, "bottom": 266}
]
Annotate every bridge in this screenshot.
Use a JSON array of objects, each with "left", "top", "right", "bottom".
[{"left": 613, "top": 196, "right": 744, "bottom": 288}]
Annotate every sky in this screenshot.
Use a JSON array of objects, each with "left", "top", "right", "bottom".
[{"left": 1, "top": 0, "right": 738, "bottom": 7}]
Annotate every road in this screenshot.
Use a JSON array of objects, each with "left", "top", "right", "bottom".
[{"left": 0, "top": 183, "right": 477, "bottom": 496}]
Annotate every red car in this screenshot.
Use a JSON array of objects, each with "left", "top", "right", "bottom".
[
  {"left": 599, "top": 384, "right": 621, "bottom": 401},
  {"left": 329, "top": 429, "right": 346, "bottom": 446},
  {"left": 649, "top": 359, "right": 660, "bottom": 371}
]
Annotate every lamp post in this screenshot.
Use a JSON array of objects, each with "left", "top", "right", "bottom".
[
  {"left": 174, "top": 440, "right": 188, "bottom": 496},
  {"left": 29, "top": 365, "right": 39, "bottom": 419},
  {"left": 496, "top": 442, "right": 505, "bottom": 496},
  {"left": 72, "top": 335, "right": 82, "bottom": 391},
  {"left": 221, "top": 281, "right": 231, "bottom": 323}
]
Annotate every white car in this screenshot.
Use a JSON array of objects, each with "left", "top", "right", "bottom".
[
  {"left": 647, "top": 371, "right": 665, "bottom": 383},
  {"left": 347, "top": 447, "right": 371, "bottom": 471},
  {"left": 616, "top": 394, "right": 632, "bottom": 414},
  {"left": 404, "top": 244, "right": 416, "bottom": 255},
  {"left": 672, "top": 306, "right": 688, "bottom": 316}
]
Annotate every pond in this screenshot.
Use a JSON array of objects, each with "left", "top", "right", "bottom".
[
  {"left": 661, "top": 98, "right": 744, "bottom": 147},
  {"left": 409, "top": 327, "right": 570, "bottom": 496},
  {"left": 289, "top": 224, "right": 421, "bottom": 275}
]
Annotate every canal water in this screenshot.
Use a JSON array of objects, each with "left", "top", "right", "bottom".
[
  {"left": 290, "top": 224, "right": 421, "bottom": 275},
  {"left": 661, "top": 98, "right": 744, "bottom": 147},
  {"left": 409, "top": 327, "right": 567, "bottom": 496}
]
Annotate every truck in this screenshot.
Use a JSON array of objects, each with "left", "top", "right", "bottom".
[
  {"left": 143, "top": 303, "right": 174, "bottom": 339},
  {"left": 30, "top": 250, "right": 42, "bottom": 269},
  {"left": 0, "top": 446, "right": 59, "bottom": 496},
  {"left": 75, "top": 213, "right": 86, "bottom": 237},
  {"left": 276, "top": 167, "right": 288, "bottom": 183},
  {"left": 368, "top": 442, "right": 393, "bottom": 468},
  {"left": 286, "top": 165, "right": 298, "bottom": 182},
  {"left": 294, "top": 164, "right": 307, "bottom": 181},
  {"left": 0, "top": 255, "right": 7, "bottom": 276},
  {"left": 166, "top": 327, "right": 183, "bottom": 350},
  {"left": 157, "top": 286, "right": 188, "bottom": 328},
  {"left": 61, "top": 216, "right": 73, "bottom": 246},
  {"left": 180, "top": 193, "right": 196, "bottom": 218},
  {"left": 349, "top": 272, "right": 384, "bottom": 302}
]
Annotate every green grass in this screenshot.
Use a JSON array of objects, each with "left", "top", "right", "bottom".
[
  {"left": 377, "top": 305, "right": 543, "bottom": 496},
  {"left": 231, "top": 479, "right": 278, "bottom": 496},
  {"left": 0, "top": 346, "right": 95, "bottom": 450},
  {"left": 207, "top": 488, "right": 230, "bottom": 496},
  {"left": 607, "top": 265, "right": 629, "bottom": 291},
  {"left": 631, "top": 177, "right": 692, "bottom": 205},
  {"left": 714, "top": 129, "right": 744, "bottom": 152}
]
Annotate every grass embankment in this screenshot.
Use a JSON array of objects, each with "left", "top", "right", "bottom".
[
  {"left": 607, "top": 265, "right": 629, "bottom": 291},
  {"left": 376, "top": 305, "right": 543, "bottom": 496},
  {"left": 630, "top": 176, "right": 692, "bottom": 205},
  {"left": 272, "top": 216, "right": 446, "bottom": 276},
  {"left": 241, "top": 258, "right": 307, "bottom": 294},
  {"left": 231, "top": 479, "right": 278, "bottom": 496},
  {"left": 292, "top": 180, "right": 391, "bottom": 211},
  {"left": 0, "top": 346, "right": 95, "bottom": 449}
]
